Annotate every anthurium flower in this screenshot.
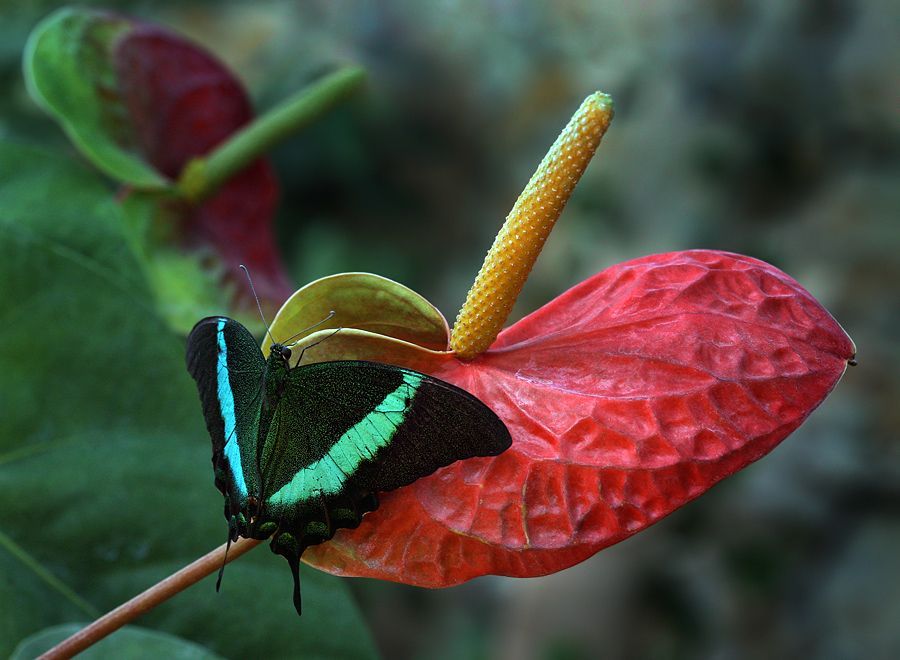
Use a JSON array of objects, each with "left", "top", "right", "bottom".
[
  {"left": 25, "top": 7, "right": 363, "bottom": 320},
  {"left": 266, "top": 92, "right": 854, "bottom": 587},
  {"left": 25, "top": 8, "right": 291, "bottom": 306}
]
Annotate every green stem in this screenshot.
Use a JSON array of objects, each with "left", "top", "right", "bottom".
[{"left": 178, "top": 66, "right": 366, "bottom": 203}]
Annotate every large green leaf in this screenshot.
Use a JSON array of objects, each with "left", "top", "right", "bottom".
[
  {"left": 12, "top": 624, "right": 224, "bottom": 660},
  {"left": 23, "top": 8, "right": 169, "bottom": 189},
  {"left": 118, "top": 192, "right": 236, "bottom": 336},
  {"left": 0, "top": 532, "right": 96, "bottom": 654},
  {"left": 0, "top": 141, "right": 378, "bottom": 659}
]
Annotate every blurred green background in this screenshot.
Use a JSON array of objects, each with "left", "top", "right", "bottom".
[{"left": 1, "top": 1, "right": 897, "bottom": 658}]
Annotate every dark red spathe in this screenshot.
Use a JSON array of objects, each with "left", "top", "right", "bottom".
[{"left": 304, "top": 250, "right": 854, "bottom": 585}]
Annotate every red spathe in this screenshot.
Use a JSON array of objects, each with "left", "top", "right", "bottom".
[{"left": 304, "top": 250, "right": 854, "bottom": 586}]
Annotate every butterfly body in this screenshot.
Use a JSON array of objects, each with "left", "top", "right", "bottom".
[{"left": 186, "top": 316, "right": 511, "bottom": 614}]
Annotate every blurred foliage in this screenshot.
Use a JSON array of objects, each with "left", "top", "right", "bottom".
[
  {"left": 0, "top": 142, "right": 378, "bottom": 657},
  {"left": 1, "top": 1, "right": 897, "bottom": 659}
]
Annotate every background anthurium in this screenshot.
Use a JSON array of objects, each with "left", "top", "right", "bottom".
[
  {"left": 24, "top": 7, "right": 363, "bottom": 321},
  {"left": 269, "top": 251, "right": 854, "bottom": 586},
  {"left": 24, "top": 7, "right": 286, "bottom": 306}
]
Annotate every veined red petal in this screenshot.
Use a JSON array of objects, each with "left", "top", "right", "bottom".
[{"left": 303, "top": 250, "right": 854, "bottom": 585}]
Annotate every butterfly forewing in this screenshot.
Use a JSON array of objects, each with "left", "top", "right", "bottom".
[
  {"left": 186, "top": 317, "right": 266, "bottom": 510},
  {"left": 344, "top": 364, "right": 511, "bottom": 492},
  {"left": 260, "top": 360, "right": 511, "bottom": 511}
]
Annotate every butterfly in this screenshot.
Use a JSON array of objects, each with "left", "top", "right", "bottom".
[{"left": 185, "top": 315, "right": 511, "bottom": 615}]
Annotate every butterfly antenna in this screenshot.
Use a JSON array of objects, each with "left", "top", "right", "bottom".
[
  {"left": 283, "top": 310, "right": 336, "bottom": 347},
  {"left": 293, "top": 326, "right": 343, "bottom": 367},
  {"left": 239, "top": 264, "right": 276, "bottom": 346}
]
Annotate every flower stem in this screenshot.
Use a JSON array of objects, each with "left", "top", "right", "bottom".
[
  {"left": 450, "top": 92, "right": 614, "bottom": 359},
  {"left": 178, "top": 66, "right": 366, "bottom": 203},
  {"left": 38, "top": 538, "right": 262, "bottom": 659}
]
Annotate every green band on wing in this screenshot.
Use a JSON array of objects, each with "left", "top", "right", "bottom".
[{"left": 268, "top": 372, "right": 423, "bottom": 506}]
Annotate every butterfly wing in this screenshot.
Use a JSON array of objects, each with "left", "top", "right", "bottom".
[
  {"left": 261, "top": 359, "right": 510, "bottom": 507},
  {"left": 185, "top": 316, "right": 266, "bottom": 518},
  {"left": 258, "top": 360, "right": 511, "bottom": 614},
  {"left": 332, "top": 363, "right": 512, "bottom": 493}
]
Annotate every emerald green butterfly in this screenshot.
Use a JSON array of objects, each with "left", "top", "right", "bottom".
[{"left": 186, "top": 315, "right": 511, "bottom": 615}]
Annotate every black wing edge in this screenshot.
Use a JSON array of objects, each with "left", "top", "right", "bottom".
[{"left": 185, "top": 316, "right": 231, "bottom": 454}]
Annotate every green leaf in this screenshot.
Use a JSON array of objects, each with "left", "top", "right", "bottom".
[
  {"left": 0, "top": 141, "right": 378, "bottom": 659},
  {"left": 0, "top": 533, "right": 95, "bottom": 654},
  {"left": 23, "top": 8, "right": 170, "bottom": 189},
  {"left": 118, "top": 193, "right": 235, "bottom": 335},
  {"left": 12, "top": 624, "right": 225, "bottom": 660}
]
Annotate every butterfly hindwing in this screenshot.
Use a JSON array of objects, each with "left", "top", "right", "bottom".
[
  {"left": 345, "top": 364, "right": 512, "bottom": 492},
  {"left": 257, "top": 359, "right": 511, "bottom": 614},
  {"left": 186, "top": 316, "right": 265, "bottom": 513}
]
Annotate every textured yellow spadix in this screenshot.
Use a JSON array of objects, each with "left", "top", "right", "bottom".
[{"left": 450, "top": 92, "right": 614, "bottom": 359}]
